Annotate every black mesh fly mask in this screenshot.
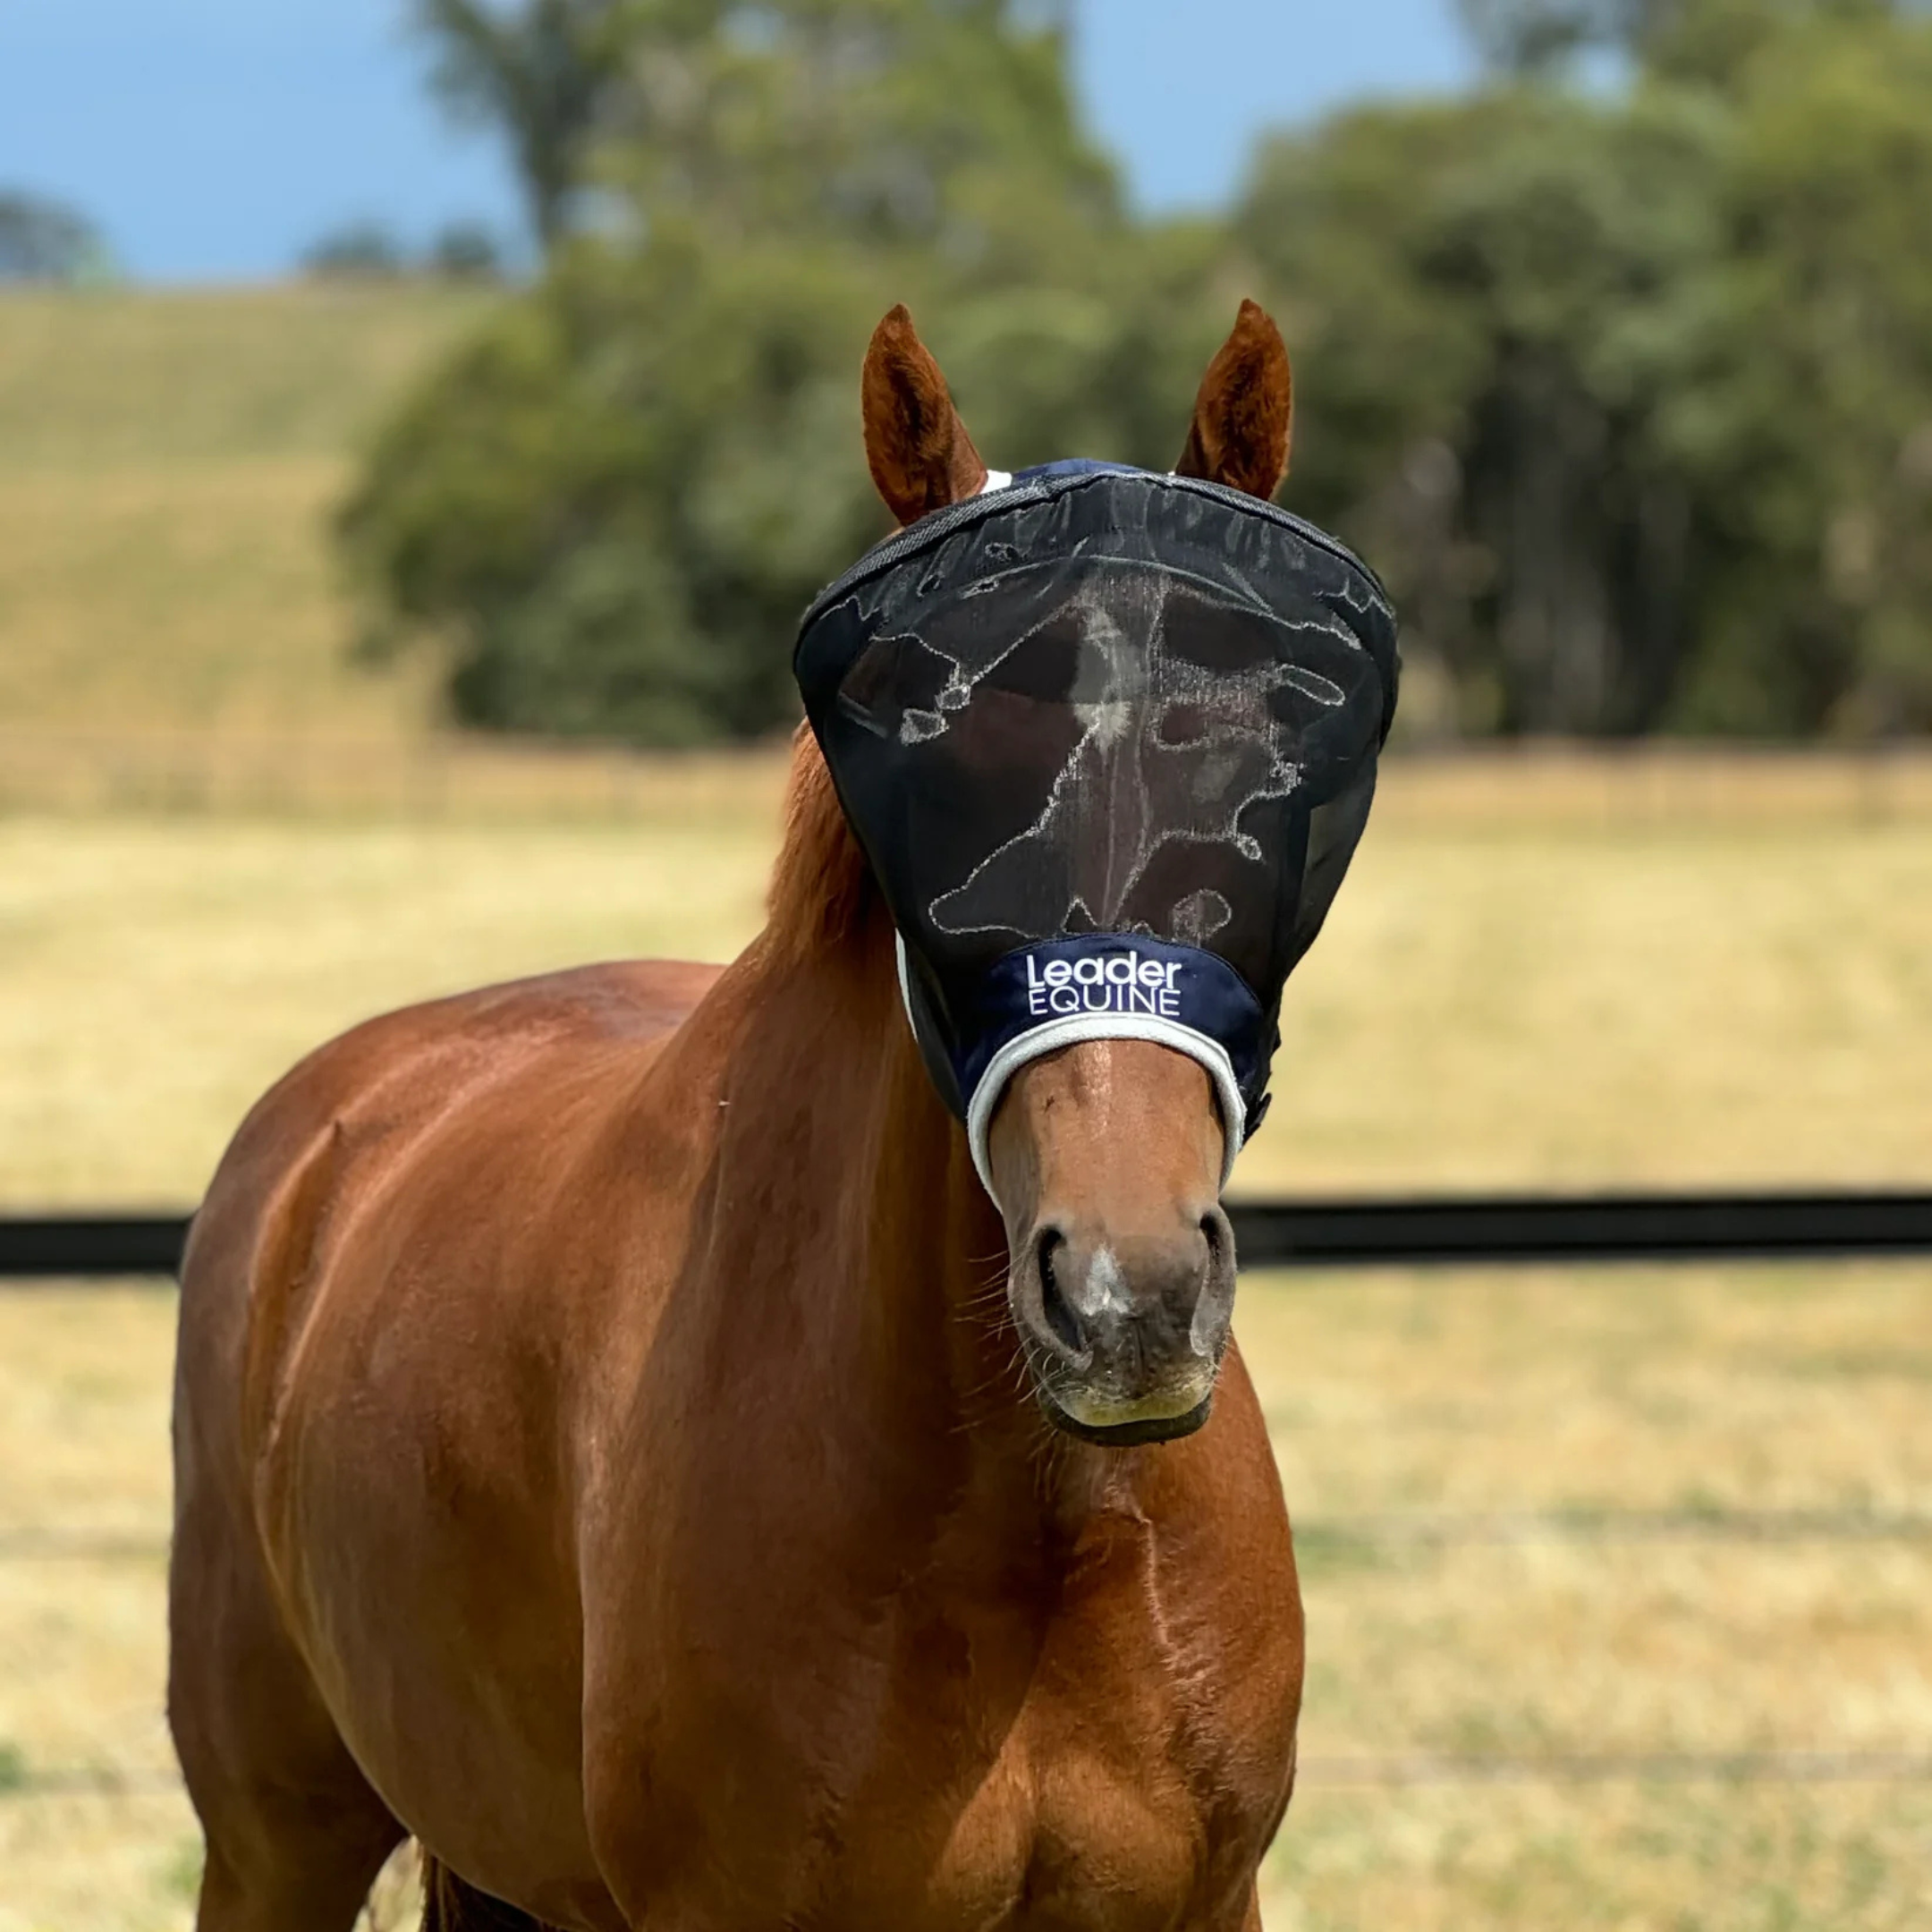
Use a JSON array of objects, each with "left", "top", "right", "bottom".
[{"left": 794, "top": 462, "right": 1400, "bottom": 1198}]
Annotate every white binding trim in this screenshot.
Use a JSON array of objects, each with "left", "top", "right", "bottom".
[
  {"left": 895, "top": 936, "right": 1248, "bottom": 1205},
  {"left": 979, "top": 468, "right": 1014, "bottom": 494},
  {"left": 895, "top": 930, "right": 917, "bottom": 1028},
  {"left": 967, "top": 1013, "right": 1246, "bottom": 1205}
]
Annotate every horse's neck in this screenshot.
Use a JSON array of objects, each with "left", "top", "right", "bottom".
[
  {"left": 710, "top": 913, "right": 1140, "bottom": 1578},
  {"left": 720, "top": 736, "right": 1000, "bottom": 1389},
  {"left": 696, "top": 736, "right": 1120, "bottom": 1539},
  {"left": 716, "top": 898, "right": 1008, "bottom": 1405}
]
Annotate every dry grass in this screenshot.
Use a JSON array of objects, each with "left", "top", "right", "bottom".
[
  {"left": 4, "top": 778, "right": 1929, "bottom": 1928},
  {"left": 0, "top": 286, "right": 487, "bottom": 469},
  {"left": 0, "top": 286, "right": 485, "bottom": 739},
  {"left": 0, "top": 462, "right": 439, "bottom": 736},
  {"left": 3, "top": 285, "right": 1928, "bottom": 1928},
  {"left": 4, "top": 758, "right": 1930, "bottom": 1206},
  {"left": 9, "top": 724, "right": 1932, "bottom": 822},
  {"left": 0, "top": 731, "right": 795, "bottom": 820},
  {"left": 2, "top": 1264, "right": 1928, "bottom": 1929},
  {"left": 1261, "top": 783, "right": 1932, "bottom": 1194},
  {"left": 0, "top": 1287, "right": 187, "bottom": 1932},
  {"left": 1268, "top": 1782, "right": 1932, "bottom": 1932},
  {"left": 1245, "top": 1262, "right": 1932, "bottom": 1930},
  {"left": 0, "top": 809, "right": 775, "bottom": 1206}
]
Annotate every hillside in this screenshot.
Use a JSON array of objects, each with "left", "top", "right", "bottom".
[{"left": 0, "top": 284, "right": 492, "bottom": 737}]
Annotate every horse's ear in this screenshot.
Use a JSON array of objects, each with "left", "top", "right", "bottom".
[
  {"left": 1175, "top": 299, "right": 1293, "bottom": 502},
  {"left": 861, "top": 305, "right": 988, "bottom": 528}
]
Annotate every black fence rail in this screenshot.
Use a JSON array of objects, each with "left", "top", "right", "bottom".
[
  {"left": 1232, "top": 1189, "right": 1932, "bottom": 1267},
  {"left": 0, "top": 1214, "right": 188, "bottom": 1278},
  {"left": 6, "top": 1191, "right": 1932, "bottom": 1281}
]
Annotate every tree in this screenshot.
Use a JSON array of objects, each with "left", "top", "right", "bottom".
[
  {"left": 1457, "top": 0, "right": 1605, "bottom": 73},
  {"left": 596, "top": 0, "right": 1118, "bottom": 267},
  {"left": 413, "top": 0, "right": 643, "bottom": 250},
  {"left": 354, "top": 0, "right": 1932, "bottom": 742},
  {"left": 1242, "top": 91, "right": 1731, "bottom": 734},
  {"left": 344, "top": 0, "right": 1152, "bottom": 745},
  {"left": 429, "top": 220, "right": 507, "bottom": 280},
  {"left": 0, "top": 190, "right": 106, "bottom": 283},
  {"left": 1457, "top": 0, "right": 1914, "bottom": 85},
  {"left": 1666, "top": 6, "right": 1932, "bottom": 730},
  {"left": 1245, "top": 0, "right": 1932, "bottom": 736},
  {"left": 301, "top": 220, "right": 411, "bottom": 280}
]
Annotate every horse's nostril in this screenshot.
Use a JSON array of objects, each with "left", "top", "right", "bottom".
[
  {"left": 1036, "top": 1229, "right": 1085, "bottom": 1356},
  {"left": 1199, "top": 1213, "right": 1222, "bottom": 1263}
]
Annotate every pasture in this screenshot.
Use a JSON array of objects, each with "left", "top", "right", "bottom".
[
  {"left": 3, "top": 761, "right": 1931, "bottom": 1929},
  {"left": 5, "top": 1263, "right": 1929, "bottom": 1932},
  {"left": 3, "top": 288, "right": 1928, "bottom": 1928},
  {"left": 0, "top": 286, "right": 483, "bottom": 740},
  {"left": 4, "top": 755, "right": 1931, "bottom": 1208}
]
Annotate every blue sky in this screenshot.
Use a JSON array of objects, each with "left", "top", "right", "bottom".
[{"left": 1, "top": 2, "right": 1474, "bottom": 283}]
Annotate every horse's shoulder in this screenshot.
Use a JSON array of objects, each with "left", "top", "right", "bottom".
[
  {"left": 284, "top": 956, "right": 724, "bottom": 1098},
  {"left": 394, "top": 957, "right": 728, "bottom": 1051},
  {"left": 188, "top": 957, "right": 731, "bottom": 1430},
  {"left": 197, "top": 958, "right": 725, "bottom": 1267}
]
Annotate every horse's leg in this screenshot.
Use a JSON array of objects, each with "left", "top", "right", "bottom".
[
  {"left": 419, "top": 1855, "right": 556, "bottom": 1930},
  {"left": 169, "top": 1480, "right": 404, "bottom": 1930}
]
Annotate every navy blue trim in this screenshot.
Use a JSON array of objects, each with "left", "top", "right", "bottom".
[
  {"left": 796, "top": 462, "right": 1390, "bottom": 644},
  {"left": 947, "top": 934, "right": 1269, "bottom": 1112},
  {"left": 1009, "top": 458, "right": 1138, "bottom": 484}
]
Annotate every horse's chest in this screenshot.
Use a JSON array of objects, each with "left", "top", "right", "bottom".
[
  {"left": 887, "top": 1720, "right": 1206, "bottom": 1932},
  {"left": 813, "top": 1605, "right": 1286, "bottom": 1931},
  {"left": 592, "top": 1462, "right": 1301, "bottom": 1931}
]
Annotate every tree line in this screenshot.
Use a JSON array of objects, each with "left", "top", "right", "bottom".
[
  {"left": 0, "top": 191, "right": 109, "bottom": 284},
  {"left": 341, "top": 0, "right": 1932, "bottom": 743}
]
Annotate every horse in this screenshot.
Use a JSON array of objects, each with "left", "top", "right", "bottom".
[{"left": 169, "top": 300, "right": 1307, "bottom": 1932}]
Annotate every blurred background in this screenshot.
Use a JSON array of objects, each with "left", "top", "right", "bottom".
[{"left": 3, "top": 3, "right": 1930, "bottom": 1928}]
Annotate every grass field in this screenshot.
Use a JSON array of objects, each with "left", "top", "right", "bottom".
[
  {"left": 3, "top": 767, "right": 1930, "bottom": 1929},
  {"left": 4, "top": 756, "right": 1929, "bottom": 1207},
  {"left": 0, "top": 286, "right": 486, "bottom": 738},
  {"left": 3, "top": 287, "right": 1928, "bottom": 1927},
  {"left": 4, "top": 1264, "right": 1928, "bottom": 1932}
]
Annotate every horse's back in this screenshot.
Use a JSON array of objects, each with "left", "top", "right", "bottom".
[{"left": 210, "top": 954, "right": 721, "bottom": 1190}]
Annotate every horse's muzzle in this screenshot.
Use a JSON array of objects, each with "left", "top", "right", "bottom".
[{"left": 1009, "top": 1205, "right": 1237, "bottom": 1445}]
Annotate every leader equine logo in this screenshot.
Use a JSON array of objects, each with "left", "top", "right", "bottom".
[{"left": 1023, "top": 950, "right": 1185, "bottom": 1021}]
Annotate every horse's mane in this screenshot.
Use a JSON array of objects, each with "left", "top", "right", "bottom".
[{"left": 763, "top": 722, "right": 876, "bottom": 966}]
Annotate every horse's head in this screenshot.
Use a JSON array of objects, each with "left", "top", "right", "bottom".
[
  {"left": 849, "top": 301, "right": 1299, "bottom": 1446},
  {"left": 806, "top": 301, "right": 1394, "bottom": 1447}
]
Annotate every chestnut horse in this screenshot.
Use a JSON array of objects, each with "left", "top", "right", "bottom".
[{"left": 170, "top": 301, "right": 1304, "bottom": 1932}]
